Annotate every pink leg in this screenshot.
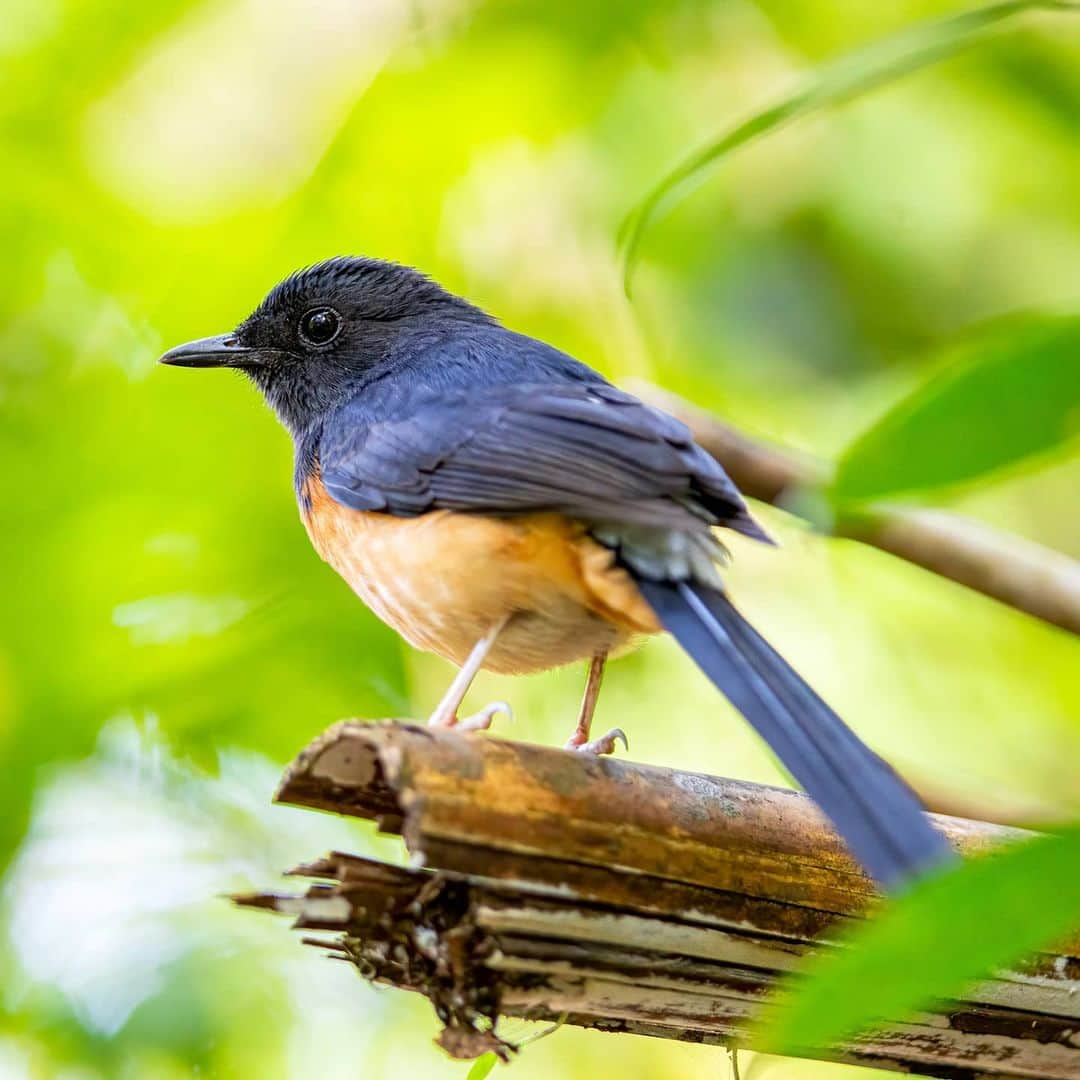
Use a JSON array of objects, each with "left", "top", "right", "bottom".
[
  {"left": 565, "top": 651, "right": 626, "bottom": 756},
  {"left": 428, "top": 618, "right": 512, "bottom": 732}
]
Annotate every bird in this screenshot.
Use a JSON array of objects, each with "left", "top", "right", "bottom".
[{"left": 159, "top": 255, "right": 953, "bottom": 889}]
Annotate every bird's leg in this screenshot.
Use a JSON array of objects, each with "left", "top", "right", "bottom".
[
  {"left": 565, "top": 650, "right": 626, "bottom": 755},
  {"left": 567, "top": 651, "right": 606, "bottom": 746},
  {"left": 428, "top": 617, "right": 512, "bottom": 732}
]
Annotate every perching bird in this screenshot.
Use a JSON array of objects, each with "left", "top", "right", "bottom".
[{"left": 160, "top": 256, "right": 953, "bottom": 889}]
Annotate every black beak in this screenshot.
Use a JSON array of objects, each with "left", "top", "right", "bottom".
[{"left": 158, "top": 333, "right": 254, "bottom": 368}]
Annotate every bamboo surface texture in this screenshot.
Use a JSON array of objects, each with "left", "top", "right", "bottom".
[{"left": 236, "top": 721, "right": 1080, "bottom": 1077}]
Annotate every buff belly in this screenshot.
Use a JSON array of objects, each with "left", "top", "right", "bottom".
[{"left": 301, "top": 479, "right": 660, "bottom": 675}]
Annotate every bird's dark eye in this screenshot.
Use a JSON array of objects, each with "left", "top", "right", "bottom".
[{"left": 298, "top": 307, "right": 340, "bottom": 346}]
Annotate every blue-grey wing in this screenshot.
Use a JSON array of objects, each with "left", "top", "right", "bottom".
[{"left": 319, "top": 380, "right": 768, "bottom": 540}]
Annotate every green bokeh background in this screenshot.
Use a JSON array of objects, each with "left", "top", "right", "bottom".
[{"left": 1, "top": 1, "right": 1078, "bottom": 1076}]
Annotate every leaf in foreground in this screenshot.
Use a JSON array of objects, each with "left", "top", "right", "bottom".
[
  {"left": 832, "top": 316, "right": 1080, "bottom": 502},
  {"left": 758, "top": 825, "right": 1080, "bottom": 1057},
  {"left": 466, "top": 1052, "right": 498, "bottom": 1080}
]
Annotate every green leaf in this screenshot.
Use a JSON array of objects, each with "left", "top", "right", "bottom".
[
  {"left": 758, "top": 825, "right": 1080, "bottom": 1057},
  {"left": 466, "top": 1053, "right": 498, "bottom": 1080},
  {"left": 619, "top": 1, "right": 1078, "bottom": 292},
  {"left": 833, "top": 316, "right": 1080, "bottom": 502}
]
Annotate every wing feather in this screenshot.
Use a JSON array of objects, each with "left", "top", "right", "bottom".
[{"left": 319, "top": 382, "right": 768, "bottom": 541}]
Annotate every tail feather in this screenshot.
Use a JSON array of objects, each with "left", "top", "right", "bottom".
[{"left": 636, "top": 578, "right": 954, "bottom": 889}]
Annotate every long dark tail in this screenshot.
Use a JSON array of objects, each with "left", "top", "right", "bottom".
[{"left": 636, "top": 578, "right": 954, "bottom": 889}]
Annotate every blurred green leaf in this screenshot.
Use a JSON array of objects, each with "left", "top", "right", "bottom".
[
  {"left": 833, "top": 316, "right": 1080, "bottom": 502},
  {"left": 466, "top": 1052, "right": 498, "bottom": 1079},
  {"left": 619, "top": 0, "right": 1077, "bottom": 291},
  {"left": 758, "top": 825, "right": 1080, "bottom": 1057}
]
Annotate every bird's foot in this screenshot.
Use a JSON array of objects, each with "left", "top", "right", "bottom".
[
  {"left": 428, "top": 700, "right": 513, "bottom": 733},
  {"left": 565, "top": 726, "right": 628, "bottom": 756}
]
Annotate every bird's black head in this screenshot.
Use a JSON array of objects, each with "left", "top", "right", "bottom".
[{"left": 159, "top": 256, "right": 493, "bottom": 437}]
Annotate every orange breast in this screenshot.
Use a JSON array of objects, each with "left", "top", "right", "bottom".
[{"left": 300, "top": 474, "right": 659, "bottom": 674}]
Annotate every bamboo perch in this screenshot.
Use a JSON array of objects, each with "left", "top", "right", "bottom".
[
  {"left": 634, "top": 383, "right": 1080, "bottom": 637},
  {"left": 236, "top": 722, "right": 1080, "bottom": 1078}
]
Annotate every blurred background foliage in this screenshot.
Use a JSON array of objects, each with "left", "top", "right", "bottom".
[{"left": 1, "top": 0, "right": 1078, "bottom": 1076}]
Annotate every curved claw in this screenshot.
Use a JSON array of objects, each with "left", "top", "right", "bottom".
[
  {"left": 575, "top": 727, "right": 628, "bottom": 756},
  {"left": 454, "top": 700, "right": 513, "bottom": 733}
]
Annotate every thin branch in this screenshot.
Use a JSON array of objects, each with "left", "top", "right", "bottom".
[
  {"left": 238, "top": 723, "right": 1080, "bottom": 1078},
  {"left": 635, "top": 383, "right": 1080, "bottom": 637}
]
